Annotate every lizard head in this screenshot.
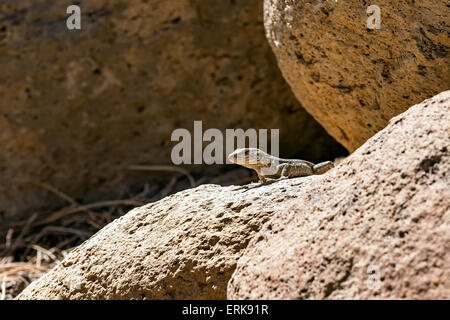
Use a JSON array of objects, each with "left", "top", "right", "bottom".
[{"left": 228, "top": 148, "right": 271, "bottom": 169}]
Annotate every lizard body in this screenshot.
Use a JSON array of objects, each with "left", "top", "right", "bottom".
[{"left": 228, "top": 148, "right": 335, "bottom": 182}]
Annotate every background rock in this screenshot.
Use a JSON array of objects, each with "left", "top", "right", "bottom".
[
  {"left": 0, "top": 0, "right": 345, "bottom": 223},
  {"left": 228, "top": 91, "right": 450, "bottom": 299},
  {"left": 17, "top": 178, "right": 314, "bottom": 300},
  {"left": 264, "top": 0, "right": 449, "bottom": 151}
]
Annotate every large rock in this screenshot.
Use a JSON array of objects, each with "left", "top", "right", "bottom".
[
  {"left": 18, "top": 91, "right": 449, "bottom": 300},
  {"left": 264, "top": 0, "right": 449, "bottom": 151},
  {"left": 17, "top": 177, "right": 314, "bottom": 299},
  {"left": 0, "top": 0, "right": 344, "bottom": 223},
  {"left": 19, "top": 91, "right": 450, "bottom": 299},
  {"left": 228, "top": 91, "right": 450, "bottom": 299}
]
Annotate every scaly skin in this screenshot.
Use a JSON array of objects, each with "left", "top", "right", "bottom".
[{"left": 228, "top": 148, "right": 335, "bottom": 182}]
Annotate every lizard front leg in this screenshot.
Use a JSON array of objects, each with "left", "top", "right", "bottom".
[
  {"left": 257, "top": 172, "right": 268, "bottom": 183},
  {"left": 312, "top": 161, "right": 335, "bottom": 175},
  {"left": 278, "top": 162, "right": 314, "bottom": 179}
]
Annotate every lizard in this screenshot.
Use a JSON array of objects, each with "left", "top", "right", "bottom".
[{"left": 228, "top": 148, "right": 335, "bottom": 182}]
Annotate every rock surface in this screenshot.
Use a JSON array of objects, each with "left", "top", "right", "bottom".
[
  {"left": 0, "top": 0, "right": 344, "bottom": 222},
  {"left": 264, "top": 0, "right": 449, "bottom": 151},
  {"left": 17, "top": 177, "right": 314, "bottom": 299},
  {"left": 18, "top": 91, "right": 449, "bottom": 300},
  {"left": 228, "top": 91, "right": 450, "bottom": 299}
]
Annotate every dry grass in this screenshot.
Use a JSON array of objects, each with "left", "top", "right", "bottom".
[{"left": 0, "top": 248, "right": 66, "bottom": 299}]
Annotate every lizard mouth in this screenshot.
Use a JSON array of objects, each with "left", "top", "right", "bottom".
[
  {"left": 228, "top": 153, "right": 254, "bottom": 165},
  {"left": 227, "top": 153, "right": 237, "bottom": 163},
  {"left": 228, "top": 153, "right": 248, "bottom": 163},
  {"left": 228, "top": 149, "right": 265, "bottom": 167}
]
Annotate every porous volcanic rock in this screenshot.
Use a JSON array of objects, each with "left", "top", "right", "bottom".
[
  {"left": 0, "top": 0, "right": 344, "bottom": 223},
  {"left": 17, "top": 177, "right": 315, "bottom": 299},
  {"left": 264, "top": 0, "right": 449, "bottom": 151},
  {"left": 17, "top": 91, "right": 450, "bottom": 300},
  {"left": 228, "top": 91, "right": 450, "bottom": 299}
]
